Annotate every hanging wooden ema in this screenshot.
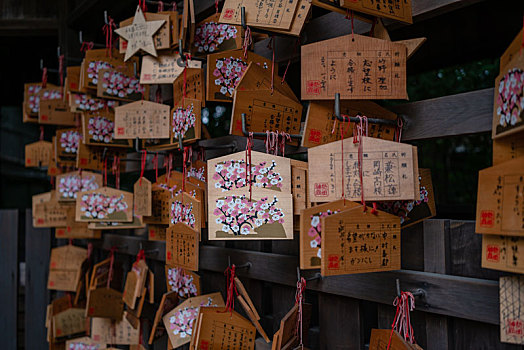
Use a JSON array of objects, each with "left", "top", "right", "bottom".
[
  {"left": 75, "top": 187, "right": 134, "bottom": 222},
  {"left": 38, "top": 89, "right": 79, "bottom": 126},
  {"left": 207, "top": 49, "right": 271, "bottom": 102},
  {"left": 25, "top": 140, "right": 52, "bottom": 167},
  {"left": 377, "top": 168, "right": 436, "bottom": 228},
  {"left": 171, "top": 97, "right": 202, "bottom": 144},
  {"left": 140, "top": 55, "right": 201, "bottom": 84},
  {"left": 302, "top": 100, "right": 398, "bottom": 148},
  {"left": 65, "top": 337, "right": 105, "bottom": 350},
  {"left": 56, "top": 128, "right": 81, "bottom": 166},
  {"left": 149, "top": 224, "right": 168, "bottom": 241},
  {"left": 219, "top": 0, "right": 299, "bottom": 30},
  {"left": 234, "top": 276, "right": 270, "bottom": 343},
  {"left": 115, "top": 6, "right": 166, "bottom": 61},
  {"left": 173, "top": 68, "right": 205, "bottom": 106},
  {"left": 475, "top": 157, "right": 524, "bottom": 236},
  {"left": 500, "top": 276, "right": 524, "bottom": 345},
  {"left": 53, "top": 308, "right": 86, "bottom": 339},
  {"left": 134, "top": 179, "right": 152, "bottom": 217},
  {"left": 339, "top": 0, "right": 412, "bottom": 24},
  {"left": 86, "top": 287, "right": 124, "bottom": 320},
  {"left": 321, "top": 205, "right": 401, "bottom": 276},
  {"left": 270, "top": 0, "right": 312, "bottom": 37},
  {"left": 48, "top": 244, "right": 87, "bottom": 291},
  {"left": 81, "top": 49, "right": 137, "bottom": 91},
  {"left": 66, "top": 66, "right": 81, "bottom": 93},
  {"left": 291, "top": 159, "right": 309, "bottom": 215},
  {"left": 126, "top": 270, "right": 153, "bottom": 327},
  {"left": 308, "top": 136, "right": 419, "bottom": 202},
  {"left": 90, "top": 312, "right": 139, "bottom": 344},
  {"left": 76, "top": 143, "right": 127, "bottom": 171},
  {"left": 188, "top": 159, "right": 207, "bottom": 183},
  {"left": 82, "top": 110, "right": 130, "bottom": 148},
  {"left": 23, "top": 82, "right": 55, "bottom": 122},
  {"left": 33, "top": 191, "right": 69, "bottom": 228},
  {"left": 273, "top": 303, "right": 312, "bottom": 350},
  {"left": 144, "top": 183, "right": 172, "bottom": 225},
  {"left": 301, "top": 34, "right": 408, "bottom": 100},
  {"left": 166, "top": 223, "right": 199, "bottom": 271},
  {"left": 55, "top": 205, "right": 101, "bottom": 239},
  {"left": 493, "top": 132, "right": 524, "bottom": 166},
  {"left": 369, "top": 329, "right": 415, "bottom": 350},
  {"left": 500, "top": 29, "right": 523, "bottom": 71},
  {"left": 170, "top": 190, "right": 202, "bottom": 231},
  {"left": 190, "top": 307, "right": 256, "bottom": 350},
  {"left": 89, "top": 257, "right": 123, "bottom": 291},
  {"left": 96, "top": 68, "right": 148, "bottom": 101},
  {"left": 70, "top": 93, "right": 118, "bottom": 113},
  {"left": 166, "top": 266, "right": 201, "bottom": 298},
  {"left": 493, "top": 53, "right": 524, "bottom": 139},
  {"left": 161, "top": 292, "right": 225, "bottom": 349},
  {"left": 123, "top": 258, "right": 149, "bottom": 309},
  {"left": 119, "top": 12, "right": 171, "bottom": 54},
  {"left": 300, "top": 199, "right": 360, "bottom": 270},
  {"left": 191, "top": 13, "right": 241, "bottom": 56},
  {"left": 482, "top": 234, "right": 524, "bottom": 274},
  {"left": 148, "top": 291, "right": 179, "bottom": 344},
  {"left": 114, "top": 100, "right": 170, "bottom": 139},
  {"left": 56, "top": 170, "right": 103, "bottom": 201}
]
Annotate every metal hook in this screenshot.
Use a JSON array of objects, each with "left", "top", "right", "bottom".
[
  {"left": 133, "top": 62, "right": 137, "bottom": 78},
  {"left": 178, "top": 39, "right": 186, "bottom": 62},
  {"left": 57, "top": 46, "right": 61, "bottom": 57},
  {"left": 135, "top": 137, "right": 141, "bottom": 153},
  {"left": 178, "top": 133, "right": 183, "bottom": 150},
  {"left": 241, "top": 113, "right": 302, "bottom": 140},
  {"left": 241, "top": 6, "right": 247, "bottom": 30},
  {"left": 334, "top": 93, "right": 398, "bottom": 126},
  {"left": 396, "top": 278, "right": 425, "bottom": 298},
  {"left": 79, "top": 30, "right": 83, "bottom": 44},
  {"left": 144, "top": 248, "right": 159, "bottom": 255},
  {"left": 102, "top": 147, "right": 108, "bottom": 161},
  {"left": 104, "top": 10, "right": 109, "bottom": 25},
  {"left": 306, "top": 273, "right": 322, "bottom": 282},
  {"left": 236, "top": 262, "right": 252, "bottom": 270}
]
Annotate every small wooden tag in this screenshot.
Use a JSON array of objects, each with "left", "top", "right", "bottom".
[
  {"left": 274, "top": 303, "right": 312, "bottom": 350},
  {"left": 140, "top": 55, "right": 201, "bottom": 84},
  {"left": 81, "top": 110, "right": 131, "bottom": 147},
  {"left": 493, "top": 132, "right": 524, "bottom": 166},
  {"left": 25, "top": 140, "right": 53, "bottom": 167},
  {"left": 86, "top": 287, "right": 124, "bottom": 320},
  {"left": 321, "top": 205, "right": 401, "bottom": 276},
  {"left": 82, "top": 48, "right": 137, "bottom": 91},
  {"left": 219, "top": 0, "right": 299, "bottom": 30},
  {"left": 165, "top": 266, "right": 201, "bottom": 298},
  {"left": 118, "top": 11, "right": 171, "bottom": 54},
  {"left": 173, "top": 68, "right": 205, "bottom": 106},
  {"left": 500, "top": 276, "right": 524, "bottom": 345},
  {"left": 339, "top": 0, "right": 412, "bottom": 24},
  {"left": 149, "top": 224, "right": 168, "bottom": 241},
  {"left": 369, "top": 329, "right": 416, "bottom": 350},
  {"left": 291, "top": 159, "right": 309, "bottom": 215},
  {"left": 90, "top": 312, "right": 140, "bottom": 344},
  {"left": 48, "top": 245, "right": 87, "bottom": 291},
  {"left": 169, "top": 190, "right": 202, "bottom": 230},
  {"left": 171, "top": 97, "right": 202, "bottom": 144},
  {"left": 123, "top": 259, "right": 149, "bottom": 309},
  {"left": 114, "top": 100, "right": 170, "bottom": 139},
  {"left": 134, "top": 177, "right": 152, "bottom": 216},
  {"left": 33, "top": 191, "right": 70, "bottom": 228},
  {"left": 53, "top": 308, "right": 86, "bottom": 339},
  {"left": 76, "top": 142, "right": 127, "bottom": 172},
  {"left": 166, "top": 222, "right": 199, "bottom": 271},
  {"left": 56, "top": 128, "right": 81, "bottom": 166},
  {"left": 148, "top": 291, "right": 179, "bottom": 344}
]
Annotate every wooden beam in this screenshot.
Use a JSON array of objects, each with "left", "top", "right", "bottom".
[
  {"left": 93, "top": 226, "right": 500, "bottom": 325},
  {"left": 392, "top": 88, "right": 493, "bottom": 141},
  {"left": 0, "top": 18, "right": 58, "bottom": 36}
]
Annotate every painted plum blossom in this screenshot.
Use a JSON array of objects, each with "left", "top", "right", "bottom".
[
  {"left": 213, "top": 57, "right": 248, "bottom": 96},
  {"left": 60, "top": 130, "right": 81, "bottom": 153},
  {"left": 58, "top": 174, "right": 99, "bottom": 199},
  {"left": 73, "top": 94, "right": 116, "bottom": 111},
  {"left": 213, "top": 195, "right": 284, "bottom": 236},
  {"left": 188, "top": 166, "right": 206, "bottom": 182},
  {"left": 68, "top": 343, "right": 102, "bottom": 350},
  {"left": 87, "top": 60, "right": 113, "bottom": 85},
  {"left": 169, "top": 297, "right": 217, "bottom": 339},
  {"left": 377, "top": 183, "right": 429, "bottom": 224},
  {"left": 497, "top": 68, "right": 524, "bottom": 128},
  {"left": 194, "top": 22, "right": 237, "bottom": 53},
  {"left": 172, "top": 103, "right": 197, "bottom": 140},
  {"left": 167, "top": 267, "right": 198, "bottom": 298},
  {"left": 79, "top": 193, "right": 129, "bottom": 220},
  {"left": 88, "top": 116, "right": 114, "bottom": 143},
  {"left": 308, "top": 210, "right": 340, "bottom": 261},
  {"left": 101, "top": 70, "right": 145, "bottom": 100},
  {"left": 170, "top": 201, "right": 196, "bottom": 228},
  {"left": 213, "top": 159, "right": 283, "bottom": 192},
  {"left": 27, "top": 85, "right": 43, "bottom": 113}
]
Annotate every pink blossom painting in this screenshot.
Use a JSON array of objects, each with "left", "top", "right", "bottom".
[
  {"left": 170, "top": 200, "right": 196, "bottom": 228},
  {"left": 212, "top": 159, "right": 283, "bottom": 192},
  {"left": 72, "top": 93, "right": 117, "bottom": 112},
  {"left": 58, "top": 173, "right": 101, "bottom": 200},
  {"left": 496, "top": 68, "right": 524, "bottom": 131},
  {"left": 194, "top": 21, "right": 238, "bottom": 54},
  {"left": 26, "top": 84, "right": 44, "bottom": 114},
  {"left": 87, "top": 116, "right": 114, "bottom": 143},
  {"left": 59, "top": 130, "right": 81, "bottom": 154},
  {"left": 172, "top": 103, "right": 197, "bottom": 140},
  {"left": 188, "top": 166, "right": 206, "bottom": 182},
  {"left": 213, "top": 56, "right": 248, "bottom": 97},
  {"left": 99, "top": 70, "right": 145, "bottom": 101},
  {"left": 87, "top": 60, "right": 113, "bottom": 86},
  {"left": 79, "top": 193, "right": 129, "bottom": 220},
  {"left": 307, "top": 209, "right": 340, "bottom": 265},
  {"left": 166, "top": 267, "right": 199, "bottom": 298}
]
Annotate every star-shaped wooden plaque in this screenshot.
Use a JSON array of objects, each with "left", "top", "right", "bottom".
[{"left": 115, "top": 5, "right": 165, "bottom": 61}]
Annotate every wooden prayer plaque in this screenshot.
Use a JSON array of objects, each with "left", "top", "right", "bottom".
[
  {"left": 123, "top": 259, "right": 148, "bottom": 309},
  {"left": 500, "top": 29, "right": 523, "bottom": 71},
  {"left": 339, "top": 0, "right": 412, "bottom": 24},
  {"left": 66, "top": 66, "right": 81, "bottom": 93},
  {"left": 493, "top": 53, "right": 524, "bottom": 139},
  {"left": 300, "top": 199, "right": 360, "bottom": 270},
  {"left": 208, "top": 150, "right": 292, "bottom": 195},
  {"left": 206, "top": 50, "right": 271, "bottom": 102},
  {"left": 144, "top": 184, "right": 172, "bottom": 225},
  {"left": 149, "top": 224, "right": 168, "bottom": 241},
  {"left": 134, "top": 177, "right": 152, "bottom": 216},
  {"left": 171, "top": 98, "right": 202, "bottom": 144},
  {"left": 33, "top": 192, "right": 70, "bottom": 228},
  {"left": 190, "top": 307, "right": 256, "bottom": 350},
  {"left": 119, "top": 12, "right": 171, "bottom": 53},
  {"left": 188, "top": 159, "right": 207, "bottom": 183},
  {"left": 140, "top": 55, "right": 201, "bottom": 84},
  {"left": 493, "top": 133, "right": 524, "bottom": 166},
  {"left": 148, "top": 291, "right": 179, "bottom": 344},
  {"left": 53, "top": 308, "right": 86, "bottom": 339},
  {"left": 82, "top": 110, "right": 131, "bottom": 147},
  {"left": 500, "top": 276, "right": 524, "bottom": 345},
  {"left": 162, "top": 292, "right": 225, "bottom": 349},
  {"left": 219, "top": 0, "right": 299, "bottom": 30},
  {"left": 114, "top": 100, "right": 170, "bottom": 139},
  {"left": 75, "top": 187, "right": 133, "bottom": 222},
  {"left": 231, "top": 89, "right": 302, "bottom": 140},
  {"left": 57, "top": 170, "right": 102, "bottom": 201},
  {"left": 90, "top": 313, "right": 140, "bottom": 344},
  {"left": 48, "top": 245, "right": 87, "bottom": 291},
  {"left": 482, "top": 235, "right": 524, "bottom": 274},
  {"left": 24, "top": 82, "right": 53, "bottom": 120},
  {"left": 301, "top": 34, "right": 408, "bottom": 100},
  {"left": 56, "top": 128, "right": 81, "bottom": 165},
  {"left": 270, "top": 0, "right": 311, "bottom": 37},
  {"left": 208, "top": 189, "right": 294, "bottom": 240},
  {"left": 169, "top": 190, "right": 202, "bottom": 231},
  {"left": 82, "top": 49, "right": 136, "bottom": 91},
  {"left": 25, "top": 140, "right": 52, "bottom": 167},
  {"left": 377, "top": 168, "right": 436, "bottom": 228},
  {"left": 166, "top": 223, "right": 199, "bottom": 271},
  {"left": 192, "top": 13, "right": 241, "bottom": 56},
  {"left": 76, "top": 143, "right": 127, "bottom": 172},
  {"left": 321, "top": 206, "right": 401, "bottom": 276},
  {"left": 302, "top": 100, "right": 398, "bottom": 148},
  {"left": 166, "top": 266, "right": 201, "bottom": 298},
  {"left": 236, "top": 60, "right": 297, "bottom": 101},
  {"left": 275, "top": 303, "right": 312, "bottom": 350},
  {"left": 308, "top": 136, "right": 418, "bottom": 202},
  {"left": 369, "top": 329, "right": 415, "bottom": 350},
  {"left": 65, "top": 337, "right": 106, "bottom": 350},
  {"left": 173, "top": 68, "right": 205, "bottom": 106},
  {"left": 39, "top": 96, "right": 79, "bottom": 126},
  {"left": 32, "top": 191, "right": 51, "bottom": 215},
  {"left": 55, "top": 205, "right": 101, "bottom": 239},
  {"left": 86, "top": 287, "right": 124, "bottom": 320},
  {"left": 475, "top": 157, "right": 524, "bottom": 236},
  {"left": 291, "top": 159, "right": 309, "bottom": 215},
  {"left": 97, "top": 68, "right": 147, "bottom": 102},
  {"left": 69, "top": 93, "right": 118, "bottom": 113}
]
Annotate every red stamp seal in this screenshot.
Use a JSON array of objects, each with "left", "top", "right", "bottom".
[
  {"left": 328, "top": 255, "right": 340, "bottom": 270},
  {"left": 507, "top": 319, "right": 524, "bottom": 335},
  {"left": 486, "top": 245, "right": 500, "bottom": 262},
  {"left": 306, "top": 80, "right": 321, "bottom": 95},
  {"left": 480, "top": 210, "right": 494, "bottom": 228},
  {"left": 314, "top": 183, "right": 328, "bottom": 197},
  {"left": 223, "top": 8, "right": 235, "bottom": 19},
  {"left": 117, "top": 127, "right": 125, "bottom": 136},
  {"left": 308, "top": 129, "right": 321, "bottom": 144}
]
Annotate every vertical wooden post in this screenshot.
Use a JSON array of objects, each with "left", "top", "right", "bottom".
[
  {"left": 0, "top": 210, "right": 18, "bottom": 349},
  {"left": 318, "top": 294, "right": 362, "bottom": 349}
]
